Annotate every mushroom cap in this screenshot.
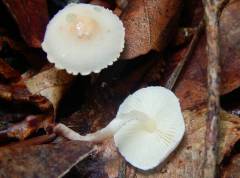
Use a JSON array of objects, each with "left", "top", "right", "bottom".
[
  {"left": 42, "top": 3, "right": 125, "bottom": 75},
  {"left": 114, "top": 86, "right": 185, "bottom": 170}
]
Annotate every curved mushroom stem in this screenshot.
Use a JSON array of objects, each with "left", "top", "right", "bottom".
[
  {"left": 54, "top": 110, "right": 149, "bottom": 142},
  {"left": 54, "top": 119, "right": 122, "bottom": 142}
]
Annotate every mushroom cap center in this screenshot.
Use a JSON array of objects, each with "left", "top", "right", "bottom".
[
  {"left": 66, "top": 13, "right": 98, "bottom": 40},
  {"left": 143, "top": 118, "right": 157, "bottom": 133}
]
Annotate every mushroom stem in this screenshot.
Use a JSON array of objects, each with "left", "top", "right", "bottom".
[
  {"left": 54, "top": 111, "right": 149, "bottom": 142},
  {"left": 54, "top": 120, "right": 120, "bottom": 142}
]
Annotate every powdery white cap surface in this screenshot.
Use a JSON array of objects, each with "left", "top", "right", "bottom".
[
  {"left": 42, "top": 3, "right": 125, "bottom": 75},
  {"left": 114, "top": 86, "right": 185, "bottom": 170}
]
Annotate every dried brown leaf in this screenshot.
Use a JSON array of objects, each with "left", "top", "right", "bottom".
[
  {"left": 2, "top": 0, "right": 48, "bottom": 47},
  {"left": 90, "top": 0, "right": 115, "bottom": 9},
  {"left": 174, "top": 27, "right": 196, "bottom": 47},
  {"left": 0, "top": 141, "right": 94, "bottom": 178},
  {"left": 6, "top": 134, "right": 56, "bottom": 148},
  {"left": 7, "top": 115, "right": 52, "bottom": 140},
  {"left": 139, "top": 0, "right": 240, "bottom": 110},
  {"left": 25, "top": 67, "right": 75, "bottom": 112},
  {"left": 180, "top": 0, "right": 203, "bottom": 27},
  {"left": 221, "top": 154, "right": 240, "bottom": 178},
  {"left": 121, "top": 0, "right": 181, "bottom": 59},
  {"left": 0, "top": 35, "right": 46, "bottom": 68},
  {"left": 0, "top": 82, "right": 52, "bottom": 111},
  {"left": 176, "top": 0, "right": 240, "bottom": 110},
  {"left": 0, "top": 115, "right": 53, "bottom": 141},
  {"left": 76, "top": 138, "right": 123, "bottom": 178},
  {"left": 0, "top": 36, "right": 23, "bottom": 51},
  {"left": 219, "top": 110, "right": 240, "bottom": 162},
  {"left": 0, "top": 113, "right": 27, "bottom": 124},
  {"left": 116, "top": 0, "right": 128, "bottom": 9},
  {"left": 0, "top": 58, "right": 20, "bottom": 81}
]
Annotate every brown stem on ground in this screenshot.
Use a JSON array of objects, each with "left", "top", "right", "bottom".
[
  {"left": 202, "top": 0, "right": 230, "bottom": 177},
  {"left": 165, "top": 20, "right": 204, "bottom": 90}
]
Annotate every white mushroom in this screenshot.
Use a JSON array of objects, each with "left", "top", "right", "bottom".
[
  {"left": 42, "top": 3, "right": 125, "bottom": 75},
  {"left": 54, "top": 86, "right": 185, "bottom": 170}
]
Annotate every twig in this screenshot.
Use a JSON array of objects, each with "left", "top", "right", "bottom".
[
  {"left": 202, "top": 0, "right": 230, "bottom": 177},
  {"left": 118, "top": 160, "right": 126, "bottom": 178},
  {"left": 165, "top": 20, "right": 204, "bottom": 90}
]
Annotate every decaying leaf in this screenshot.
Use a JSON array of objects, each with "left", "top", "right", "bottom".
[
  {"left": 174, "top": 27, "right": 196, "bottom": 47},
  {"left": 75, "top": 138, "right": 123, "bottom": 178},
  {"left": 0, "top": 113, "right": 28, "bottom": 130},
  {"left": 180, "top": 0, "right": 203, "bottom": 27},
  {"left": 129, "top": 107, "right": 240, "bottom": 178},
  {"left": 222, "top": 154, "right": 240, "bottom": 178},
  {"left": 0, "top": 58, "right": 20, "bottom": 81},
  {"left": 220, "top": 0, "right": 240, "bottom": 92},
  {"left": 0, "top": 82, "right": 52, "bottom": 111},
  {"left": 0, "top": 35, "right": 47, "bottom": 68},
  {"left": 90, "top": 0, "right": 115, "bottom": 9},
  {"left": 2, "top": 0, "right": 48, "bottom": 47},
  {"left": 0, "top": 141, "right": 94, "bottom": 178},
  {"left": 0, "top": 36, "right": 23, "bottom": 51},
  {"left": 219, "top": 110, "right": 240, "bottom": 162},
  {"left": 25, "top": 67, "right": 75, "bottom": 112},
  {"left": 177, "top": 0, "right": 240, "bottom": 110},
  {"left": 6, "top": 115, "right": 52, "bottom": 140},
  {"left": 6, "top": 134, "right": 57, "bottom": 148},
  {"left": 116, "top": 0, "right": 128, "bottom": 9},
  {"left": 0, "top": 115, "right": 53, "bottom": 141},
  {"left": 139, "top": 0, "right": 240, "bottom": 110},
  {"left": 121, "top": 0, "right": 182, "bottom": 59}
]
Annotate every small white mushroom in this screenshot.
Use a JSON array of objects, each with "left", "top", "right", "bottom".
[
  {"left": 54, "top": 86, "right": 185, "bottom": 170},
  {"left": 42, "top": 3, "right": 125, "bottom": 75}
]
